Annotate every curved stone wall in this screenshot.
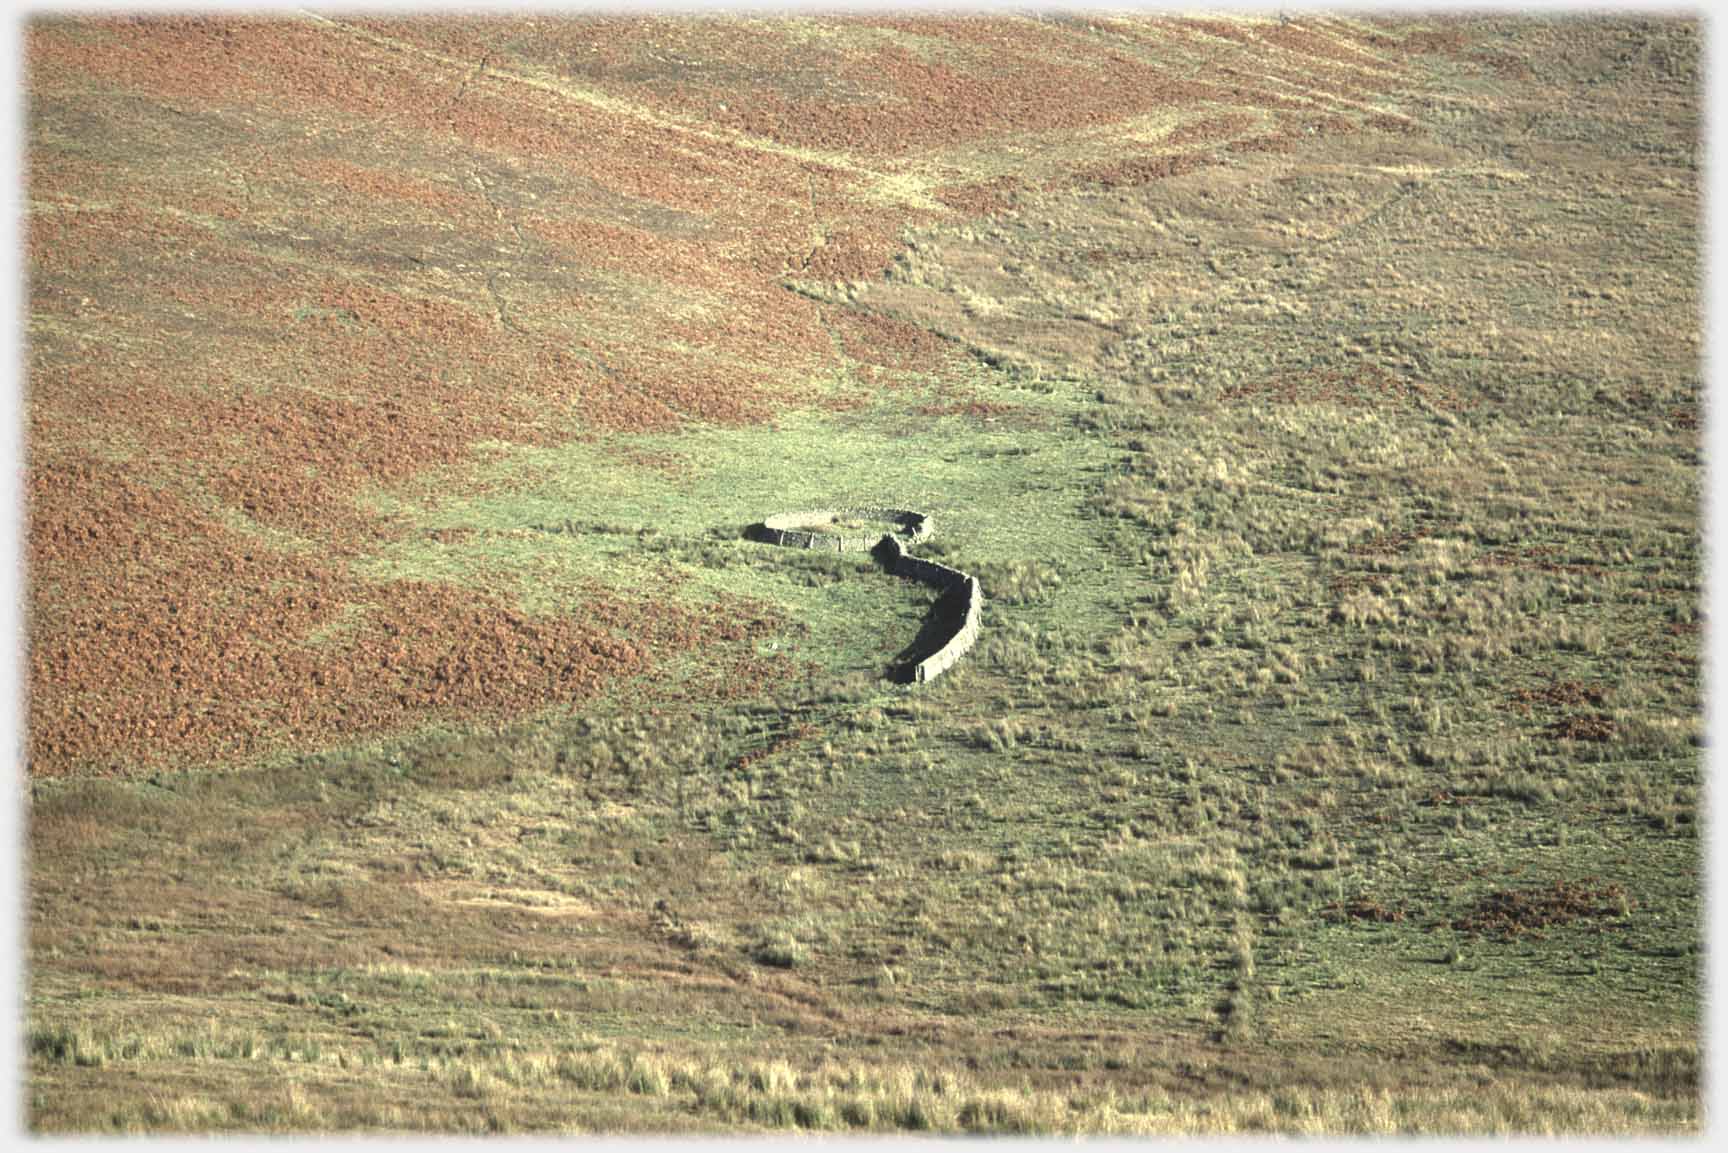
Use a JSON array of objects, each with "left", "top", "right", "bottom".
[
  {"left": 748, "top": 507, "right": 979, "bottom": 683},
  {"left": 893, "top": 554, "right": 968, "bottom": 591},
  {"left": 911, "top": 574, "right": 982, "bottom": 683}
]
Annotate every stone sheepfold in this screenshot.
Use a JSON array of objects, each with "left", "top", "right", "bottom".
[
  {"left": 754, "top": 507, "right": 932, "bottom": 553},
  {"left": 749, "top": 508, "right": 980, "bottom": 683}
]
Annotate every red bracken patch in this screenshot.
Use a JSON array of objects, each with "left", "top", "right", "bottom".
[
  {"left": 933, "top": 175, "right": 1020, "bottom": 217},
  {"left": 828, "top": 308, "right": 962, "bottom": 375},
  {"left": 1325, "top": 896, "right": 1407, "bottom": 924},
  {"left": 1452, "top": 881, "right": 1632, "bottom": 939},
  {"left": 1544, "top": 714, "right": 1618, "bottom": 743},
  {"left": 1072, "top": 150, "right": 1220, "bottom": 191},
  {"left": 26, "top": 454, "right": 784, "bottom": 777},
  {"left": 1509, "top": 680, "right": 1612, "bottom": 715}
]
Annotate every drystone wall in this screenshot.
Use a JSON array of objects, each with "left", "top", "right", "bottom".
[
  {"left": 911, "top": 575, "right": 983, "bottom": 683},
  {"left": 748, "top": 507, "right": 979, "bottom": 683},
  {"left": 893, "top": 554, "right": 969, "bottom": 591}
]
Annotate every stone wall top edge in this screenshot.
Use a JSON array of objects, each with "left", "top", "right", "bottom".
[{"left": 761, "top": 508, "right": 930, "bottom": 534}]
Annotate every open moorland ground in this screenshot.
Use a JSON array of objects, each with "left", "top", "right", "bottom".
[{"left": 24, "top": 11, "right": 1701, "bottom": 1134}]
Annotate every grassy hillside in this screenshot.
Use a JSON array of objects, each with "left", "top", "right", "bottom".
[{"left": 25, "top": 12, "right": 1700, "bottom": 1134}]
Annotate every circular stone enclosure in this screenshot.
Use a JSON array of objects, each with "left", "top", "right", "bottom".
[{"left": 752, "top": 507, "right": 931, "bottom": 553}]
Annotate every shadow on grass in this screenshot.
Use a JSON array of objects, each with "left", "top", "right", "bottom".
[{"left": 882, "top": 552, "right": 970, "bottom": 684}]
